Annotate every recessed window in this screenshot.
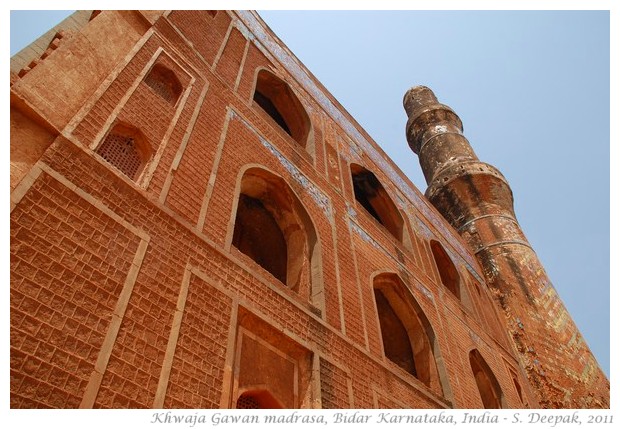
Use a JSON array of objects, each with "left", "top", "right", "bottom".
[
  {"left": 374, "top": 289, "right": 417, "bottom": 376},
  {"left": 253, "top": 69, "right": 311, "bottom": 149},
  {"left": 373, "top": 273, "right": 446, "bottom": 393},
  {"left": 351, "top": 164, "right": 403, "bottom": 242},
  {"left": 233, "top": 194, "right": 288, "bottom": 284},
  {"left": 469, "top": 349, "right": 504, "bottom": 409},
  {"left": 430, "top": 240, "right": 461, "bottom": 298},
  {"left": 96, "top": 124, "right": 150, "bottom": 180},
  {"left": 231, "top": 311, "right": 313, "bottom": 408},
  {"left": 254, "top": 91, "right": 291, "bottom": 134},
  {"left": 508, "top": 368, "right": 525, "bottom": 405},
  {"left": 145, "top": 63, "right": 182, "bottom": 105},
  {"left": 231, "top": 168, "right": 321, "bottom": 302}
]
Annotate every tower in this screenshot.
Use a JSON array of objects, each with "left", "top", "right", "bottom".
[{"left": 403, "top": 85, "right": 610, "bottom": 408}]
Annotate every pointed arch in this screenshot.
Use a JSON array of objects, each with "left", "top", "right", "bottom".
[
  {"left": 252, "top": 68, "right": 312, "bottom": 151},
  {"left": 231, "top": 166, "right": 323, "bottom": 306},
  {"left": 350, "top": 163, "right": 404, "bottom": 242},
  {"left": 430, "top": 240, "right": 461, "bottom": 299},
  {"left": 95, "top": 122, "right": 150, "bottom": 180},
  {"left": 372, "top": 272, "right": 450, "bottom": 396},
  {"left": 235, "top": 388, "right": 284, "bottom": 409},
  {"left": 507, "top": 366, "right": 525, "bottom": 406},
  {"left": 469, "top": 349, "right": 505, "bottom": 409},
  {"left": 144, "top": 63, "right": 183, "bottom": 105}
]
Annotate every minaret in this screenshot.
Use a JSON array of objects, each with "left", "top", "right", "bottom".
[{"left": 403, "top": 86, "right": 609, "bottom": 408}]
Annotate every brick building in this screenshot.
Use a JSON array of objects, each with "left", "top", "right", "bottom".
[{"left": 9, "top": 10, "right": 609, "bottom": 409}]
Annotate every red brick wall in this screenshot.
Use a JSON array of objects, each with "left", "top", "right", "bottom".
[{"left": 10, "top": 10, "right": 539, "bottom": 409}]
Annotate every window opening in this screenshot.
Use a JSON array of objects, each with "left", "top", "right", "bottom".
[
  {"left": 350, "top": 164, "right": 403, "bottom": 242},
  {"left": 469, "top": 349, "right": 503, "bottom": 409},
  {"left": 235, "top": 390, "right": 282, "bottom": 410},
  {"left": 509, "top": 369, "right": 524, "bottom": 404},
  {"left": 254, "top": 91, "right": 292, "bottom": 135},
  {"left": 252, "top": 69, "right": 310, "bottom": 148},
  {"left": 231, "top": 168, "right": 321, "bottom": 304},
  {"left": 145, "top": 64, "right": 182, "bottom": 105},
  {"left": 430, "top": 240, "right": 461, "bottom": 298},
  {"left": 232, "top": 194, "right": 288, "bottom": 284},
  {"left": 236, "top": 394, "right": 260, "bottom": 409},
  {"left": 374, "top": 289, "right": 416, "bottom": 376},
  {"left": 372, "top": 273, "right": 447, "bottom": 394},
  {"left": 236, "top": 390, "right": 283, "bottom": 409}
]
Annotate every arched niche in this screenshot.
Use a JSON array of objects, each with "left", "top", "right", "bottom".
[
  {"left": 231, "top": 167, "right": 322, "bottom": 306},
  {"left": 145, "top": 63, "right": 183, "bottom": 105},
  {"left": 430, "top": 240, "right": 461, "bottom": 299},
  {"left": 235, "top": 388, "right": 284, "bottom": 409},
  {"left": 253, "top": 69, "right": 312, "bottom": 152},
  {"left": 372, "top": 272, "right": 450, "bottom": 397},
  {"left": 95, "top": 122, "right": 151, "bottom": 180},
  {"left": 350, "top": 163, "right": 404, "bottom": 243},
  {"left": 469, "top": 349, "right": 505, "bottom": 409}
]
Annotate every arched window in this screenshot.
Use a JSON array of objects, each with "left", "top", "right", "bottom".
[
  {"left": 232, "top": 168, "right": 321, "bottom": 301},
  {"left": 373, "top": 273, "right": 447, "bottom": 394},
  {"left": 253, "top": 69, "right": 311, "bottom": 149},
  {"left": 233, "top": 194, "right": 288, "bottom": 284},
  {"left": 508, "top": 367, "right": 525, "bottom": 405},
  {"left": 145, "top": 63, "right": 182, "bottom": 105},
  {"left": 467, "top": 272, "right": 507, "bottom": 345},
  {"left": 469, "top": 349, "right": 504, "bottom": 409},
  {"left": 430, "top": 240, "right": 461, "bottom": 299},
  {"left": 350, "top": 164, "right": 403, "bottom": 242},
  {"left": 374, "top": 288, "right": 416, "bottom": 376},
  {"left": 95, "top": 123, "right": 150, "bottom": 180},
  {"left": 236, "top": 389, "right": 283, "bottom": 409}
]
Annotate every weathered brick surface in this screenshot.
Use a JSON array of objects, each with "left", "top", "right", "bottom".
[
  {"left": 214, "top": 27, "right": 247, "bottom": 88},
  {"left": 163, "top": 275, "right": 231, "bottom": 408},
  {"left": 167, "top": 10, "right": 231, "bottom": 67},
  {"left": 319, "top": 358, "right": 350, "bottom": 409},
  {"left": 71, "top": 36, "right": 159, "bottom": 147},
  {"left": 10, "top": 171, "right": 140, "bottom": 408},
  {"left": 10, "top": 10, "right": 605, "bottom": 410}
]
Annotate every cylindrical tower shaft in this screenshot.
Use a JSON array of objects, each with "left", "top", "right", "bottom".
[{"left": 404, "top": 86, "right": 609, "bottom": 408}]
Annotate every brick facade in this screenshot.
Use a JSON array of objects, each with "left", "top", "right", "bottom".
[{"left": 10, "top": 10, "right": 609, "bottom": 409}]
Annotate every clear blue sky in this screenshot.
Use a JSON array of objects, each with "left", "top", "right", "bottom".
[{"left": 9, "top": 8, "right": 612, "bottom": 381}]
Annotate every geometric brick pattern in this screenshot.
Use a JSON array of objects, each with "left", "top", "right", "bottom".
[
  {"left": 10, "top": 171, "right": 141, "bottom": 408},
  {"left": 162, "top": 274, "right": 231, "bottom": 408}
]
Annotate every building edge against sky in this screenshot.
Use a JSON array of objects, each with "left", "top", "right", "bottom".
[{"left": 9, "top": 10, "right": 611, "bottom": 409}]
